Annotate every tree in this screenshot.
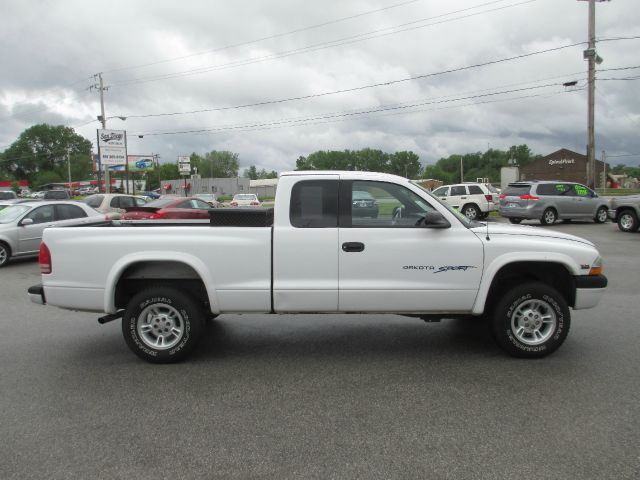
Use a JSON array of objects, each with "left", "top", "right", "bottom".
[
  {"left": 2, "top": 124, "right": 92, "bottom": 184},
  {"left": 191, "top": 151, "right": 239, "bottom": 178},
  {"left": 11, "top": 181, "right": 20, "bottom": 194},
  {"left": 243, "top": 165, "right": 278, "bottom": 179}
]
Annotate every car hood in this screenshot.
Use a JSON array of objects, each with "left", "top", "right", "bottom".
[{"left": 470, "top": 223, "right": 595, "bottom": 247}]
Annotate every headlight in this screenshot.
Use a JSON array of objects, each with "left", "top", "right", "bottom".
[{"left": 589, "top": 256, "right": 603, "bottom": 276}]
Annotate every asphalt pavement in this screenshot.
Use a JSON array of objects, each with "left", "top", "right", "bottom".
[{"left": 0, "top": 219, "right": 638, "bottom": 479}]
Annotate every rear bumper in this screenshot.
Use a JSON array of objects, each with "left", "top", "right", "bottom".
[
  {"left": 28, "top": 284, "right": 45, "bottom": 305},
  {"left": 573, "top": 275, "right": 607, "bottom": 310},
  {"left": 499, "top": 205, "right": 542, "bottom": 219}
]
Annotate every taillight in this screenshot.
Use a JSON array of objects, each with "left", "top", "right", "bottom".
[
  {"left": 39, "top": 242, "right": 51, "bottom": 274},
  {"left": 250, "top": 201, "right": 259, "bottom": 206},
  {"left": 519, "top": 194, "right": 539, "bottom": 200},
  {"left": 499, "top": 194, "right": 506, "bottom": 199},
  {"left": 149, "top": 212, "right": 164, "bottom": 219},
  {"left": 230, "top": 202, "right": 238, "bottom": 206},
  {"left": 485, "top": 194, "right": 493, "bottom": 202}
]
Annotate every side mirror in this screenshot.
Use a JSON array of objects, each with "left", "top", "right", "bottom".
[
  {"left": 21, "top": 218, "right": 34, "bottom": 226},
  {"left": 417, "top": 211, "right": 451, "bottom": 229}
]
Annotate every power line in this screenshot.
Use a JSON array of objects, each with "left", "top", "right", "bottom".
[
  {"left": 117, "top": 41, "right": 584, "bottom": 120},
  {"left": 133, "top": 83, "right": 582, "bottom": 137},
  {"left": 110, "top": 0, "right": 536, "bottom": 87},
  {"left": 101, "top": 0, "right": 426, "bottom": 75}
]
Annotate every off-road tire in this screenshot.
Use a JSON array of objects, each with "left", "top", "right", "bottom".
[
  {"left": 491, "top": 282, "right": 570, "bottom": 358},
  {"left": 617, "top": 210, "right": 638, "bottom": 232},
  {"left": 122, "top": 286, "right": 205, "bottom": 363}
]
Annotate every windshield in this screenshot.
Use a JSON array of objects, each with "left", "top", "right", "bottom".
[
  {"left": 0, "top": 205, "right": 31, "bottom": 223},
  {"left": 413, "top": 184, "right": 478, "bottom": 227}
]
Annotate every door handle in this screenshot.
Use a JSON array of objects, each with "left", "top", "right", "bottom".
[{"left": 342, "top": 242, "right": 365, "bottom": 252}]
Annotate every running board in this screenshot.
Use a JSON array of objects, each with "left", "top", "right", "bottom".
[{"left": 98, "top": 311, "right": 124, "bottom": 324}]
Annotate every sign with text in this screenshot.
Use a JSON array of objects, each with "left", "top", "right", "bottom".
[
  {"left": 178, "top": 155, "right": 191, "bottom": 175},
  {"left": 97, "top": 129, "right": 127, "bottom": 165}
]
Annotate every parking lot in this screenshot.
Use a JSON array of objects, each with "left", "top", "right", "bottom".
[{"left": 1, "top": 219, "right": 638, "bottom": 480}]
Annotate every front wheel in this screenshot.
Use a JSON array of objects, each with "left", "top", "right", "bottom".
[
  {"left": 617, "top": 210, "right": 638, "bottom": 232},
  {"left": 122, "top": 286, "right": 205, "bottom": 363},
  {"left": 490, "top": 282, "right": 570, "bottom": 358},
  {"left": 594, "top": 207, "right": 608, "bottom": 224}
]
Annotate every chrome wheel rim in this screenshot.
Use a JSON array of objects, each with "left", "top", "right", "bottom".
[
  {"left": 597, "top": 209, "right": 607, "bottom": 222},
  {"left": 510, "top": 299, "right": 557, "bottom": 346},
  {"left": 620, "top": 214, "right": 633, "bottom": 230},
  {"left": 137, "top": 303, "right": 184, "bottom": 350},
  {"left": 464, "top": 208, "right": 478, "bottom": 220},
  {"left": 544, "top": 210, "right": 556, "bottom": 224},
  {"left": 0, "top": 246, "right": 7, "bottom": 265}
]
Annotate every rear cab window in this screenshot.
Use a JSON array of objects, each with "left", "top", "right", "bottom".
[{"left": 289, "top": 180, "right": 338, "bottom": 228}]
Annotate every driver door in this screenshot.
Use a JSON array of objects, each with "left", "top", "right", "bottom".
[
  {"left": 17, "top": 205, "right": 55, "bottom": 254},
  {"left": 338, "top": 180, "right": 484, "bottom": 312}
]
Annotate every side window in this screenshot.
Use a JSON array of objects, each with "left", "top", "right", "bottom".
[
  {"left": 468, "top": 185, "right": 483, "bottom": 195},
  {"left": 553, "top": 183, "right": 573, "bottom": 196},
  {"left": 349, "top": 181, "right": 436, "bottom": 228},
  {"left": 432, "top": 187, "right": 448, "bottom": 197},
  {"left": 574, "top": 184, "right": 590, "bottom": 197},
  {"left": 450, "top": 186, "right": 467, "bottom": 196},
  {"left": 290, "top": 180, "right": 338, "bottom": 228},
  {"left": 55, "top": 204, "right": 87, "bottom": 220},
  {"left": 536, "top": 184, "right": 556, "bottom": 196},
  {"left": 119, "top": 197, "right": 136, "bottom": 209},
  {"left": 110, "top": 197, "right": 121, "bottom": 208},
  {"left": 135, "top": 198, "right": 147, "bottom": 206},
  {"left": 24, "top": 205, "right": 55, "bottom": 224},
  {"left": 176, "top": 201, "right": 192, "bottom": 209}
]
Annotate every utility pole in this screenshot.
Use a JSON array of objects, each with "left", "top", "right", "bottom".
[
  {"left": 91, "top": 73, "right": 110, "bottom": 192},
  {"left": 460, "top": 157, "right": 464, "bottom": 183},
  {"left": 581, "top": 0, "right": 609, "bottom": 188},
  {"left": 67, "top": 150, "right": 72, "bottom": 192},
  {"left": 602, "top": 149, "right": 607, "bottom": 194}
]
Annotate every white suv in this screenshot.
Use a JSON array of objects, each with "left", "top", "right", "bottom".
[{"left": 431, "top": 183, "right": 499, "bottom": 220}]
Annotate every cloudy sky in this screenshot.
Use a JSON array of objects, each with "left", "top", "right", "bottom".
[{"left": 1, "top": 0, "right": 639, "bottom": 173}]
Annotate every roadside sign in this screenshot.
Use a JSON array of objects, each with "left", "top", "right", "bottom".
[
  {"left": 98, "top": 129, "right": 127, "bottom": 165},
  {"left": 178, "top": 155, "right": 191, "bottom": 175}
]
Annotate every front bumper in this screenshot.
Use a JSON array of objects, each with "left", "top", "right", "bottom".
[
  {"left": 28, "top": 284, "right": 45, "bottom": 305},
  {"left": 573, "top": 275, "right": 607, "bottom": 310}
]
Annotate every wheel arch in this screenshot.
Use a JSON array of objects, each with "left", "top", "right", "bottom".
[
  {"left": 106, "top": 253, "right": 219, "bottom": 314},
  {"left": 473, "top": 257, "right": 577, "bottom": 315}
]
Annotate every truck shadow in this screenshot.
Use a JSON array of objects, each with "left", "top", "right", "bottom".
[{"left": 194, "top": 314, "right": 499, "bottom": 361}]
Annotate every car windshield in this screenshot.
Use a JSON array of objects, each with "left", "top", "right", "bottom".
[{"left": 0, "top": 205, "right": 31, "bottom": 223}]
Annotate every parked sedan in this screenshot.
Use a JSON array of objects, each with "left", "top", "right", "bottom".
[
  {"left": 0, "top": 201, "right": 104, "bottom": 267},
  {"left": 194, "top": 194, "right": 221, "bottom": 208},
  {"left": 120, "top": 197, "right": 212, "bottom": 220},
  {"left": 230, "top": 193, "right": 261, "bottom": 207},
  {"left": 83, "top": 193, "right": 148, "bottom": 219},
  {"left": 352, "top": 190, "right": 379, "bottom": 218}
]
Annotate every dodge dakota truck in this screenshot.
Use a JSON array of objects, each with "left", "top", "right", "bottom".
[{"left": 28, "top": 171, "right": 607, "bottom": 363}]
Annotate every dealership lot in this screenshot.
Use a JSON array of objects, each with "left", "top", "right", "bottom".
[{"left": 1, "top": 220, "right": 638, "bottom": 479}]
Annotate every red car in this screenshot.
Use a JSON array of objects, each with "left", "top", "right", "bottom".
[{"left": 121, "top": 197, "right": 212, "bottom": 220}]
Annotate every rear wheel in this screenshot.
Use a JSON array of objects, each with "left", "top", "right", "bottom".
[
  {"left": 508, "top": 218, "right": 522, "bottom": 224},
  {"left": 122, "top": 286, "right": 205, "bottom": 363},
  {"left": 540, "top": 208, "right": 557, "bottom": 226},
  {"left": 491, "top": 282, "right": 570, "bottom": 358},
  {"left": 0, "top": 242, "right": 10, "bottom": 268},
  {"left": 462, "top": 204, "right": 480, "bottom": 221},
  {"left": 617, "top": 210, "right": 639, "bottom": 232},
  {"left": 594, "top": 207, "right": 608, "bottom": 224}
]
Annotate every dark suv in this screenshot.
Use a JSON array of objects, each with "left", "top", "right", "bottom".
[
  {"left": 43, "top": 190, "right": 71, "bottom": 200},
  {"left": 499, "top": 181, "right": 609, "bottom": 225}
]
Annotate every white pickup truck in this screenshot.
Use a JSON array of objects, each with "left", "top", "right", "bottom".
[{"left": 28, "top": 171, "right": 607, "bottom": 363}]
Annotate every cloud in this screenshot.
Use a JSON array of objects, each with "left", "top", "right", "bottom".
[{"left": 2, "top": 0, "right": 640, "bottom": 170}]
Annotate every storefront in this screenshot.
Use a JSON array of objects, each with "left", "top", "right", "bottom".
[{"left": 519, "top": 148, "right": 605, "bottom": 188}]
